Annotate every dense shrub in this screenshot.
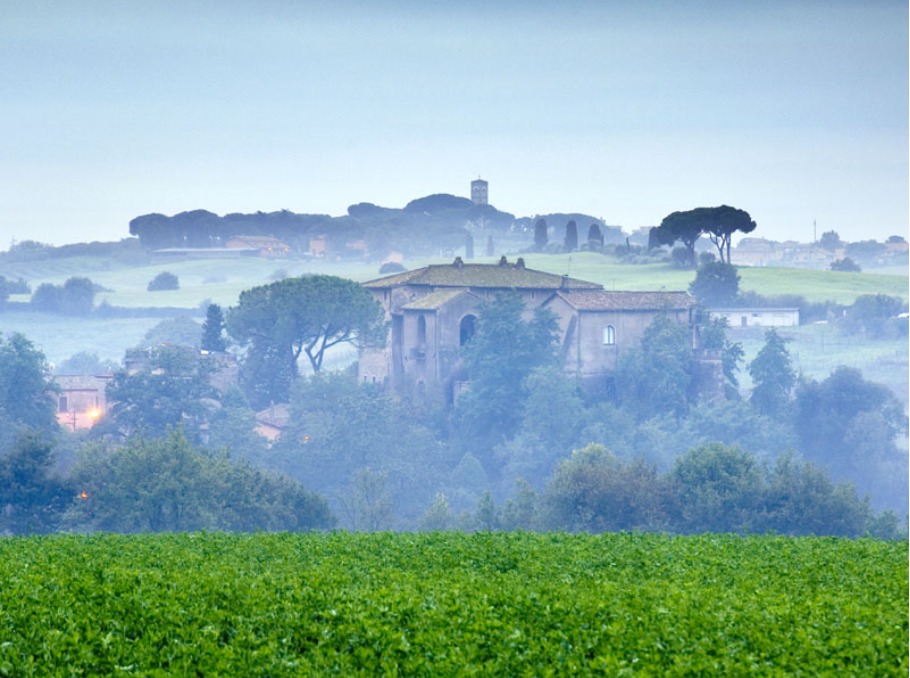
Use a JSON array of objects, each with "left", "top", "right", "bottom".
[
  {"left": 379, "top": 261, "right": 406, "bottom": 274},
  {"left": 147, "top": 271, "right": 179, "bottom": 291},
  {"left": 29, "top": 277, "right": 96, "bottom": 315}
]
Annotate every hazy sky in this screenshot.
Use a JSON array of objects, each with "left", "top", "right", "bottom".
[{"left": 2, "top": 1, "right": 907, "bottom": 247}]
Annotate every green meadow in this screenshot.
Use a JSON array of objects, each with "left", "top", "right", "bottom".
[{"left": 1, "top": 251, "right": 906, "bottom": 393}]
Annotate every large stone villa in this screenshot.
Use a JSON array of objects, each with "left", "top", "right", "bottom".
[{"left": 358, "top": 257, "right": 701, "bottom": 398}]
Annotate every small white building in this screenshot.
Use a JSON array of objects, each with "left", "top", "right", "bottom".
[{"left": 709, "top": 307, "right": 800, "bottom": 328}]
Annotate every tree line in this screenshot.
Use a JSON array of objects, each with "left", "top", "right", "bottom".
[{"left": 1, "top": 271, "right": 906, "bottom": 537}]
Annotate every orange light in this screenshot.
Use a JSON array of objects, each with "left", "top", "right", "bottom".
[
  {"left": 87, "top": 408, "right": 101, "bottom": 420},
  {"left": 79, "top": 491, "right": 88, "bottom": 500}
]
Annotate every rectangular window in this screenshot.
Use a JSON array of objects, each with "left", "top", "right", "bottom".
[{"left": 58, "top": 396, "right": 68, "bottom": 413}]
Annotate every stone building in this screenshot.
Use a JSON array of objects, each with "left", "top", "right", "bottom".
[
  {"left": 358, "top": 257, "right": 698, "bottom": 397},
  {"left": 543, "top": 290, "right": 696, "bottom": 387},
  {"left": 53, "top": 374, "right": 113, "bottom": 431},
  {"left": 470, "top": 178, "right": 489, "bottom": 205}
]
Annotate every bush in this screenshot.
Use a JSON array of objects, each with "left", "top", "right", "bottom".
[
  {"left": 670, "top": 246, "right": 692, "bottom": 268},
  {"left": 838, "top": 294, "right": 908, "bottom": 339},
  {"left": 30, "top": 283, "right": 64, "bottom": 312},
  {"left": 830, "top": 257, "right": 861, "bottom": 272},
  {"left": 147, "top": 271, "right": 179, "bottom": 291},
  {"left": 379, "top": 261, "right": 406, "bottom": 274},
  {"left": 689, "top": 262, "right": 740, "bottom": 307}
]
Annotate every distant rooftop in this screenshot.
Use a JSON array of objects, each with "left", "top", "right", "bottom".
[
  {"left": 401, "top": 288, "right": 475, "bottom": 311},
  {"left": 551, "top": 290, "right": 695, "bottom": 311},
  {"left": 364, "top": 257, "right": 603, "bottom": 291}
]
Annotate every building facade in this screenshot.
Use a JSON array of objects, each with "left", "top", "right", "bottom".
[
  {"left": 53, "top": 374, "right": 112, "bottom": 431},
  {"left": 358, "top": 258, "right": 697, "bottom": 397},
  {"left": 708, "top": 307, "right": 800, "bottom": 328}
]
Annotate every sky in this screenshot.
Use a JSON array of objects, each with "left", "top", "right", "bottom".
[{"left": 1, "top": 0, "right": 907, "bottom": 247}]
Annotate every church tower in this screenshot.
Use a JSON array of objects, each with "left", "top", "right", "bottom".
[{"left": 470, "top": 178, "right": 488, "bottom": 205}]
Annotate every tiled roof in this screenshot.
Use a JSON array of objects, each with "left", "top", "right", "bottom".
[
  {"left": 401, "top": 289, "right": 474, "bottom": 311},
  {"left": 551, "top": 290, "right": 695, "bottom": 311},
  {"left": 53, "top": 374, "right": 114, "bottom": 390},
  {"left": 363, "top": 262, "right": 602, "bottom": 290}
]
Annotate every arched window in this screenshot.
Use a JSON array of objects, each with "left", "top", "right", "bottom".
[
  {"left": 417, "top": 315, "right": 427, "bottom": 347},
  {"left": 603, "top": 325, "right": 615, "bottom": 346},
  {"left": 460, "top": 315, "right": 477, "bottom": 346}
]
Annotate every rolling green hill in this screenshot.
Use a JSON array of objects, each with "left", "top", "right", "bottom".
[{"left": 1, "top": 251, "right": 906, "bottom": 397}]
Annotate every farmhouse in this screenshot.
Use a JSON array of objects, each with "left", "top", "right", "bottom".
[
  {"left": 224, "top": 235, "right": 290, "bottom": 258},
  {"left": 358, "top": 257, "right": 697, "bottom": 396},
  {"left": 53, "top": 374, "right": 112, "bottom": 431},
  {"left": 709, "top": 307, "right": 800, "bottom": 328}
]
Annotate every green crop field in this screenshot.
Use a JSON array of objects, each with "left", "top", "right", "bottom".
[{"left": 0, "top": 532, "right": 905, "bottom": 676}]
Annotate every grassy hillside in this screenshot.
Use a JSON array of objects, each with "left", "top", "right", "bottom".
[
  {"left": 512, "top": 252, "right": 908, "bottom": 303},
  {"left": 6, "top": 251, "right": 907, "bottom": 310},
  {"left": 0, "top": 313, "right": 163, "bottom": 365},
  {"left": 2, "top": 251, "right": 906, "bottom": 389}
]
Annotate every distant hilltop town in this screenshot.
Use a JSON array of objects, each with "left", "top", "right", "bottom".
[{"left": 5, "top": 178, "right": 907, "bottom": 272}]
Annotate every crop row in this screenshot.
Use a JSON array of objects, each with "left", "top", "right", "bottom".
[{"left": 0, "top": 532, "right": 906, "bottom": 676}]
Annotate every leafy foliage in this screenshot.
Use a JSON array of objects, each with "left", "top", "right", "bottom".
[
  {"left": 541, "top": 444, "right": 665, "bottom": 532},
  {"left": 0, "top": 332, "right": 57, "bottom": 434},
  {"left": 701, "top": 205, "right": 757, "bottom": 263},
  {"left": 698, "top": 315, "right": 744, "bottom": 390},
  {"left": 537, "top": 441, "right": 876, "bottom": 537},
  {"left": 495, "top": 366, "right": 584, "bottom": 492},
  {"left": 651, "top": 212, "right": 703, "bottom": 267},
  {"left": 533, "top": 218, "right": 548, "bottom": 251},
  {"left": 653, "top": 205, "right": 756, "bottom": 266},
  {"left": 586, "top": 222, "right": 603, "bottom": 249},
  {"left": 0, "top": 433, "right": 72, "bottom": 535},
  {"left": 378, "top": 261, "right": 406, "bottom": 274},
  {"left": 139, "top": 316, "right": 203, "bottom": 348},
  {"left": 689, "top": 261, "right": 740, "bottom": 306},
  {"left": 102, "top": 345, "right": 217, "bottom": 440},
  {"left": 201, "top": 303, "right": 228, "bottom": 352},
  {"left": 668, "top": 443, "right": 765, "bottom": 533},
  {"left": 563, "top": 219, "right": 578, "bottom": 252},
  {"left": 838, "top": 294, "right": 907, "bottom": 339},
  {"left": 29, "top": 276, "right": 96, "bottom": 314},
  {"left": 793, "top": 366, "right": 908, "bottom": 509},
  {"left": 227, "top": 275, "right": 384, "bottom": 407},
  {"left": 29, "top": 282, "right": 63, "bottom": 312},
  {"left": 818, "top": 230, "right": 842, "bottom": 251},
  {"left": 0, "top": 532, "right": 904, "bottom": 675},
  {"left": 0, "top": 276, "right": 29, "bottom": 306},
  {"left": 147, "top": 271, "right": 179, "bottom": 291},
  {"left": 830, "top": 256, "right": 861, "bottom": 272},
  {"left": 54, "top": 351, "right": 119, "bottom": 375},
  {"left": 456, "top": 292, "right": 559, "bottom": 447},
  {"left": 614, "top": 314, "right": 694, "bottom": 420},
  {"left": 748, "top": 329, "right": 795, "bottom": 417},
  {"left": 65, "top": 428, "right": 334, "bottom": 533},
  {"left": 271, "top": 371, "right": 449, "bottom": 528}
]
